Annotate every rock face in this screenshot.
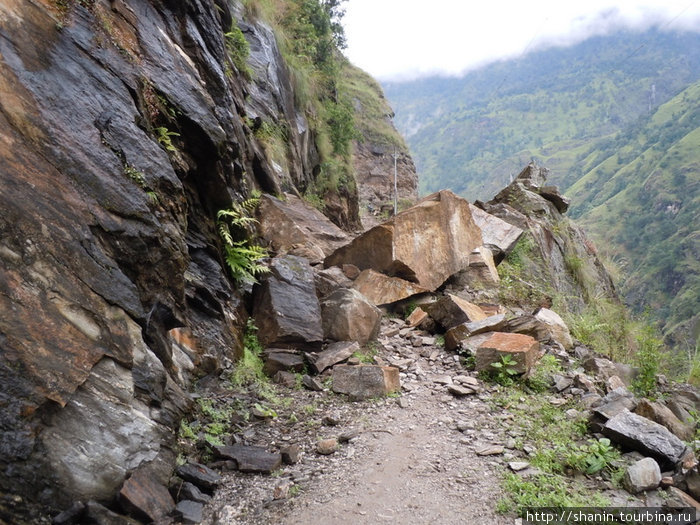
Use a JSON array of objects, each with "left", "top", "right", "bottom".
[
  {"left": 253, "top": 255, "right": 323, "bottom": 349},
  {"left": 325, "top": 190, "right": 483, "bottom": 291}
]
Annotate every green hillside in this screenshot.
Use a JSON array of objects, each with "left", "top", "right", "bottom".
[{"left": 383, "top": 29, "right": 700, "bottom": 349}]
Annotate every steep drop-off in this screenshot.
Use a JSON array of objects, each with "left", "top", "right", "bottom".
[{"left": 0, "top": 0, "right": 413, "bottom": 520}]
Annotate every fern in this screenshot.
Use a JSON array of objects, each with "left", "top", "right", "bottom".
[{"left": 217, "top": 197, "right": 269, "bottom": 285}]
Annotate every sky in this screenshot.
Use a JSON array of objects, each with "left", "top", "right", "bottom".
[{"left": 342, "top": 0, "right": 700, "bottom": 81}]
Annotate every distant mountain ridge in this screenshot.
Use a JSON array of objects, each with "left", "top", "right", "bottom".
[{"left": 383, "top": 28, "right": 700, "bottom": 348}]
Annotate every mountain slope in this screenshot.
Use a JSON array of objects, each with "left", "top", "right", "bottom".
[{"left": 383, "top": 28, "right": 700, "bottom": 348}]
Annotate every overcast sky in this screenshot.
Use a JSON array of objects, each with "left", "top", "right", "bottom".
[{"left": 342, "top": 0, "right": 700, "bottom": 81}]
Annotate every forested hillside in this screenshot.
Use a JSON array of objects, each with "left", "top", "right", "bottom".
[{"left": 384, "top": 28, "right": 700, "bottom": 349}]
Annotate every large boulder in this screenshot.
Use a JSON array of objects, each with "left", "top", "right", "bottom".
[
  {"left": 634, "top": 399, "right": 695, "bottom": 442},
  {"left": 321, "top": 289, "right": 382, "bottom": 345},
  {"left": 325, "top": 190, "right": 482, "bottom": 291},
  {"left": 253, "top": 255, "right": 323, "bottom": 350},
  {"left": 308, "top": 341, "right": 360, "bottom": 374},
  {"left": 603, "top": 409, "right": 690, "bottom": 469},
  {"left": 331, "top": 365, "right": 400, "bottom": 400},
  {"left": 468, "top": 204, "right": 523, "bottom": 261},
  {"left": 352, "top": 269, "right": 429, "bottom": 306},
  {"left": 475, "top": 332, "right": 540, "bottom": 374},
  {"left": 257, "top": 194, "right": 350, "bottom": 265},
  {"left": 534, "top": 308, "right": 574, "bottom": 349},
  {"left": 623, "top": 457, "right": 661, "bottom": 494},
  {"left": 444, "top": 315, "right": 507, "bottom": 351},
  {"left": 426, "top": 294, "right": 488, "bottom": 330}
]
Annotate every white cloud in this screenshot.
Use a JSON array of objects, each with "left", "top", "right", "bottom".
[{"left": 342, "top": 0, "right": 700, "bottom": 80}]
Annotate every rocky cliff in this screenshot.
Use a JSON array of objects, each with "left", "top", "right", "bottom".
[{"left": 0, "top": 0, "right": 408, "bottom": 520}]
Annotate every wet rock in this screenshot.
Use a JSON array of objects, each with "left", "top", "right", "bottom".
[
  {"left": 426, "top": 294, "right": 488, "bottom": 330},
  {"left": 623, "top": 457, "right": 661, "bottom": 493},
  {"left": 316, "top": 439, "right": 338, "bottom": 455},
  {"left": 468, "top": 204, "right": 524, "bottom": 261},
  {"left": 331, "top": 365, "right": 400, "bottom": 400},
  {"left": 214, "top": 445, "right": 282, "bottom": 474},
  {"left": 635, "top": 399, "right": 694, "bottom": 442},
  {"left": 475, "top": 333, "right": 540, "bottom": 375},
  {"left": 118, "top": 467, "right": 175, "bottom": 522},
  {"left": 444, "top": 315, "right": 507, "bottom": 351},
  {"left": 325, "top": 190, "right": 482, "bottom": 291},
  {"left": 177, "top": 482, "right": 211, "bottom": 504},
  {"left": 176, "top": 463, "right": 221, "bottom": 493},
  {"left": 257, "top": 194, "right": 349, "bottom": 265},
  {"left": 603, "top": 410, "right": 689, "bottom": 469},
  {"left": 308, "top": 341, "right": 359, "bottom": 374},
  {"left": 253, "top": 255, "right": 323, "bottom": 350},
  {"left": 175, "top": 500, "right": 204, "bottom": 525},
  {"left": 321, "top": 289, "right": 382, "bottom": 345},
  {"left": 262, "top": 350, "right": 305, "bottom": 376},
  {"left": 352, "top": 269, "right": 429, "bottom": 306}
]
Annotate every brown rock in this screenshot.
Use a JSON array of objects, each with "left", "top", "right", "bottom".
[
  {"left": 308, "top": 341, "right": 360, "bottom": 374},
  {"left": 475, "top": 332, "right": 540, "bottom": 374},
  {"left": 467, "top": 246, "right": 499, "bottom": 283},
  {"left": 476, "top": 445, "right": 505, "bottom": 456},
  {"left": 635, "top": 399, "right": 694, "bottom": 442},
  {"left": 426, "top": 294, "right": 488, "bottom": 330},
  {"left": 331, "top": 365, "right": 400, "bottom": 400},
  {"left": 325, "top": 190, "right": 482, "bottom": 291},
  {"left": 342, "top": 264, "right": 361, "bottom": 279},
  {"left": 321, "top": 288, "right": 382, "bottom": 345},
  {"left": 314, "top": 266, "right": 353, "bottom": 299},
  {"left": 538, "top": 186, "right": 570, "bottom": 213},
  {"left": 280, "top": 444, "right": 301, "bottom": 465},
  {"left": 405, "top": 307, "right": 428, "bottom": 328},
  {"left": 214, "top": 445, "right": 282, "bottom": 474},
  {"left": 257, "top": 193, "right": 349, "bottom": 264},
  {"left": 317, "top": 438, "right": 338, "bottom": 455},
  {"left": 666, "top": 487, "right": 700, "bottom": 512},
  {"left": 119, "top": 467, "right": 175, "bottom": 522},
  {"left": 352, "top": 269, "right": 429, "bottom": 305},
  {"left": 534, "top": 308, "right": 573, "bottom": 349},
  {"left": 444, "top": 315, "right": 507, "bottom": 351}
]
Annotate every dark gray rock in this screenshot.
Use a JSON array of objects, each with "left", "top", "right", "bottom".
[
  {"left": 308, "top": 341, "right": 360, "bottom": 374},
  {"left": 178, "top": 482, "right": 211, "bottom": 504},
  {"left": 253, "top": 255, "right": 323, "bottom": 350},
  {"left": 175, "top": 500, "right": 204, "bottom": 525},
  {"left": 594, "top": 388, "right": 638, "bottom": 420},
  {"left": 302, "top": 374, "right": 324, "bottom": 391},
  {"left": 83, "top": 501, "right": 141, "bottom": 525},
  {"left": 603, "top": 409, "right": 689, "bottom": 469},
  {"left": 262, "top": 350, "right": 305, "bottom": 376},
  {"left": 52, "top": 502, "right": 85, "bottom": 525},
  {"left": 176, "top": 463, "right": 221, "bottom": 492},
  {"left": 538, "top": 186, "right": 570, "bottom": 213},
  {"left": 214, "top": 445, "right": 282, "bottom": 474}
]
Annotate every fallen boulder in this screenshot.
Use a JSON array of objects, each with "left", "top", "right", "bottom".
[
  {"left": 603, "top": 409, "right": 689, "bottom": 469},
  {"left": 331, "top": 365, "right": 400, "bottom": 400},
  {"left": 352, "top": 269, "right": 429, "bottom": 305},
  {"left": 468, "top": 203, "right": 523, "bottom": 261},
  {"left": 253, "top": 255, "right": 323, "bottom": 349},
  {"left": 314, "top": 266, "right": 352, "bottom": 299},
  {"left": 475, "top": 332, "right": 540, "bottom": 374},
  {"left": 426, "top": 294, "right": 488, "bottom": 330},
  {"left": 214, "top": 445, "right": 282, "bottom": 474},
  {"left": 321, "top": 289, "right": 381, "bottom": 345},
  {"left": 634, "top": 399, "right": 694, "bottom": 442},
  {"left": 119, "top": 467, "right": 175, "bottom": 523},
  {"left": 262, "top": 350, "right": 305, "bottom": 376},
  {"left": 445, "top": 315, "right": 507, "bottom": 351},
  {"left": 175, "top": 463, "right": 220, "bottom": 493},
  {"left": 534, "top": 308, "right": 573, "bottom": 349},
  {"left": 308, "top": 341, "right": 360, "bottom": 374},
  {"left": 325, "top": 190, "right": 482, "bottom": 291}
]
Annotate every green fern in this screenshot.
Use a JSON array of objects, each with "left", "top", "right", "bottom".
[{"left": 217, "top": 198, "right": 269, "bottom": 285}]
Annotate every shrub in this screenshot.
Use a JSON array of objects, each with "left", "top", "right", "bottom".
[{"left": 225, "top": 21, "right": 251, "bottom": 78}]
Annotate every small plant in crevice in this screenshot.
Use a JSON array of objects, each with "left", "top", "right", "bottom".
[
  {"left": 216, "top": 197, "right": 269, "bottom": 285},
  {"left": 154, "top": 126, "right": 179, "bottom": 153},
  {"left": 225, "top": 20, "right": 252, "bottom": 78},
  {"left": 230, "top": 318, "right": 267, "bottom": 389},
  {"left": 488, "top": 354, "right": 519, "bottom": 386},
  {"left": 632, "top": 324, "right": 663, "bottom": 398}
]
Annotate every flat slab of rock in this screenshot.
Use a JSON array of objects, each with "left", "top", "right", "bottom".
[
  {"left": 178, "top": 482, "right": 211, "bottom": 504},
  {"left": 119, "top": 468, "right": 175, "bottom": 522},
  {"left": 603, "top": 409, "right": 689, "bottom": 469},
  {"left": 175, "top": 500, "right": 204, "bottom": 525},
  {"left": 352, "top": 269, "right": 428, "bottom": 305},
  {"left": 325, "top": 190, "right": 482, "bottom": 291},
  {"left": 176, "top": 463, "right": 220, "bottom": 492},
  {"left": 253, "top": 255, "right": 323, "bottom": 349},
  {"left": 332, "top": 365, "right": 400, "bottom": 400},
  {"left": 448, "top": 384, "right": 477, "bottom": 396},
  {"left": 405, "top": 307, "right": 428, "bottom": 328},
  {"left": 445, "top": 315, "right": 507, "bottom": 351},
  {"left": 263, "top": 350, "right": 305, "bottom": 376},
  {"left": 308, "top": 341, "right": 360, "bottom": 374},
  {"left": 214, "top": 445, "right": 282, "bottom": 474},
  {"left": 426, "top": 294, "right": 488, "bottom": 330},
  {"left": 594, "top": 387, "right": 637, "bottom": 420},
  {"left": 475, "top": 332, "right": 540, "bottom": 374},
  {"left": 635, "top": 398, "right": 694, "bottom": 441},
  {"left": 468, "top": 203, "right": 523, "bottom": 260},
  {"left": 321, "top": 288, "right": 382, "bottom": 345},
  {"left": 623, "top": 457, "right": 661, "bottom": 493},
  {"left": 476, "top": 445, "right": 504, "bottom": 456}
]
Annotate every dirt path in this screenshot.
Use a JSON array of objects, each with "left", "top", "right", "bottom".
[{"left": 202, "top": 321, "right": 519, "bottom": 525}]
